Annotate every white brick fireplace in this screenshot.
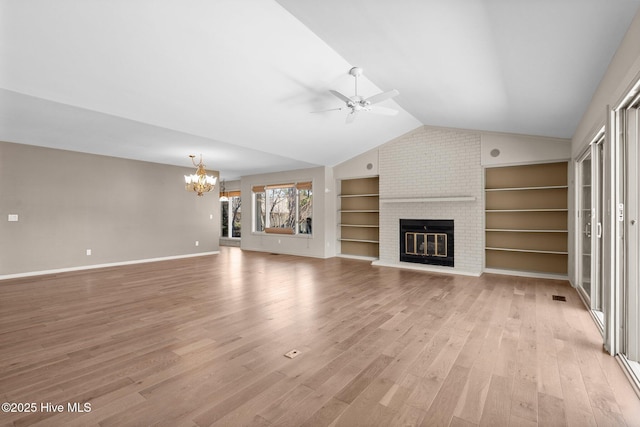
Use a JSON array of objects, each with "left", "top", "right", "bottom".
[{"left": 373, "top": 126, "right": 484, "bottom": 276}]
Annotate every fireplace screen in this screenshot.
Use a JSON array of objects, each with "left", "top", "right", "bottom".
[
  {"left": 400, "top": 219, "right": 454, "bottom": 267},
  {"left": 405, "top": 232, "right": 447, "bottom": 257}
]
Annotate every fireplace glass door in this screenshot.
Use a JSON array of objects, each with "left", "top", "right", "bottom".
[{"left": 399, "top": 219, "right": 454, "bottom": 267}]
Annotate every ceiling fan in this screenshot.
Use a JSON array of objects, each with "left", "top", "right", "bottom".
[{"left": 316, "top": 67, "right": 399, "bottom": 124}]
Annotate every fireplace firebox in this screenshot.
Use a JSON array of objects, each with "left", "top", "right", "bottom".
[{"left": 400, "top": 219, "right": 454, "bottom": 267}]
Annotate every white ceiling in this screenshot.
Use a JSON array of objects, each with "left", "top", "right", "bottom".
[{"left": 1, "top": 0, "right": 639, "bottom": 179}]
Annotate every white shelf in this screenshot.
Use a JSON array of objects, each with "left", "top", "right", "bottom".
[
  {"left": 486, "top": 209, "right": 568, "bottom": 212},
  {"left": 486, "top": 229, "right": 568, "bottom": 233},
  {"left": 339, "top": 177, "right": 380, "bottom": 259},
  {"left": 339, "top": 238, "right": 379, "bottom": 244},
  {"left": 486, "top": 247, "right": 568, "bottom": 255},
  {"left": 485, "top": 162, "right": 569, "bottom": 276},
  {"left": 485, "top": 185, "right": 568, "bottom": 192},
  {"left": 380, "top": 196, "right": 475, "bottom": 203}
]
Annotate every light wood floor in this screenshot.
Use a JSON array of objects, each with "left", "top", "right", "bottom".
[{"left": 1, "top": 247, "right": 639, "bottom": 427}]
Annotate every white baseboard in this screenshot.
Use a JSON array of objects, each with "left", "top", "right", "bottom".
[
  {"left": 336, "top": 254, "right": 379, "bottom": 262},
  {"left": 483, "top": 268, "right": 569, "bottom": 281},
  {"left": 0, "top": 251, "right": 220, "bottom": 281},
  {"left": 371, "top": 260, "right": 481, "bottom": 277}
]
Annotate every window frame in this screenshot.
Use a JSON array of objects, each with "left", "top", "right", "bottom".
[
  {"left": 251, "top": 181, "right": 313, "bottom": 237},
  {"left": 220, "top": 191, "right": 241, "bottom": 239}
]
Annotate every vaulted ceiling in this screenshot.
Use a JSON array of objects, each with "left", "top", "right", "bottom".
[{"left": 1, "top": 1, "right": 639, "bottom": 179}]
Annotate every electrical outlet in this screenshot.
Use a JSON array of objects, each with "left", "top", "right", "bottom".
[
  {"left": 284, "top": 349, "right": 301, "bottom": 359},
  {"left": 86, "top": 249, "right": 92, "bottom": 256},
  {"left": 8, "top": 214, "right": 18, "bottom": 222},
  {"left": 209, "top": 214, "right": 213, "bottom": 219},
  {"left": 195, "top": 241, "right": 199, "bottom": 246}
]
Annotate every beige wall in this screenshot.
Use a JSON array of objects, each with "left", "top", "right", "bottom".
[
  {"left": 333, "top": 146, "right": 380, "bottom": 180},
  {"left": 481, "top": 132, "right": 570, "bottom": 166},
  {"left": 569, "top": 10, "right": 640, "bottom": 286},
  {"left": 572, "top": 11, "right": 640, "bottom": 153},
  {"left": 240, "top": 166, "right": 335, "bottom": 258},
  {"left": 0, "top": 141, "right": 219, "bottom": 277}
]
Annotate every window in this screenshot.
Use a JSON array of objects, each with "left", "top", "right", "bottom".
[
  {"left": 252, "top": 182, "right": 312, "bottom": 235},
  {"left": 220, "top": 191, "right": 241, "bottom": 238},
  {"left": 298, "top": 182, "right": 312, "bottom": 234},
  {"left": 221, "top": 200, "right": 229, "bottom": 237},
  {"left": 254, "top": 190, "right": 265, "bottom": 232}
]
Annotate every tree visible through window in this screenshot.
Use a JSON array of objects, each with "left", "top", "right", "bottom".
[
  {"left": 252, "top": 182, "right": 312, "bottom": 235},
  {"left": 230, "top": 196, "right": 241, "bottom": 237},
  {"left": 255, "top": 191, "right": 265, "bottom": 232},
  {"left": 268, "top": 186, "right": 296, "bottom": 231},
  {"left": 221, "top": 192, "right": 241, "bottom": 238},
  {"left": 221, "top": 200, "right": 229, "bottom": 237},
  {"left": 298, "top": 187, "right": 312, "bottom": 234}
]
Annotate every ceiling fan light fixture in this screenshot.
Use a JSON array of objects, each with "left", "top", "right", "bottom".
[{"left": 349, "top": 66, "right": 364, "bottom": 78}]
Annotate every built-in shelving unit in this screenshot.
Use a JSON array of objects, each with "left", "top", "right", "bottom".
[
  {"left": 485, "top": 162, "right": 568, "bottom": 275},
  {"left": 338, "top": 177, "right": 379, "bottom": 259},
  {"left": 380, "top": 196, "right": 475, "bottom": 203}
]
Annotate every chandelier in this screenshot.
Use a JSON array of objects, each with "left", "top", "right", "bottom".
[
  {"left": 184, "top": 154, "right": 217, "bottom": 196},
  {"left": 219, "top": 179, "right": 228, "bottom": 201}
]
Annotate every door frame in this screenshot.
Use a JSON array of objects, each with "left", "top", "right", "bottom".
[{"left": 575, "top": 132, "right": 605, "bottom": 331}]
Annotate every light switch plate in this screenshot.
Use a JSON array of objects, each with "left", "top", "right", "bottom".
[{"left": 8, "top": 214, "right": 18, "bottom": 222}]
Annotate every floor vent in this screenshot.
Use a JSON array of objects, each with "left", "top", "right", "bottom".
[{"left": 552, "top": 295, "right": 567, "bottom": 302}]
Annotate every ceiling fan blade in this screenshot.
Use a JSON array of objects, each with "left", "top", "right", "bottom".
[
  {"left": 345, "top": 111, "right": 357, "bottom": 124},
  {"left": 365, "top": 89, "right": 399, "bottom": 105},
  {"left": 311, "top": 107, "right": 344, "bottom": 113},
  {"left": 369, "top": 105, "right": 399, "bottom": 116},
  {"left": 330, "top": 90, "right": 353, "bottom": 105}
]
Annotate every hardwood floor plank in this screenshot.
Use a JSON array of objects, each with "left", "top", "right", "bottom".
[
  {"left": 0, "top": 248, "right": 637, "bottom": 426},
  {"left": 298, "top": 397, "right": 348, "bottom": 427},
  {"left": 390, "top": 404, "right": 427, "bottom": 426},
  {"left": 334, "top": 354, "right": 394, "bottom": 404},
  {"left": 419, "top": 364, "right": 470, "bottom": 427},
  {"left": 333, "top": 377, "right": 397, "bottom": 427},
  {"left": 192, "top": 367, "right": 287, "bottom": 426},
  {"left": 254, "top": 382, "right": 314, "bottom": 424},
  {"left": 537, "top": 392, "right": 567, "bottom": 427},
  {"left": 509, "top": 414, "right": 538, "bottom": 427},
  {"left": 478, "top": 374, "right": 512, "bottom": 427},
  {"left": 452, "top": 367, "right": 492, "bottom": 424},
  {"left": 266, "top": 363, "right": 361, "bottom": 426},
  {"left": 510, "top": 378, "right": 538, "bottom": 423},
  {"left": 554, "top": 338, "right": 598, "bottom": 427},
  {"left": 449, "top": 415, "right": 478, "bottom": 427},
  {"left": 209, "top": 378, "right": 308, "bottom": 427}
]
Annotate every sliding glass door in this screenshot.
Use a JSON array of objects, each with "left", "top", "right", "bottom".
[
  {"left": 577, "top": 138, "right": 604, "bottom": 326},
  {"left": 624, "top": 108, "right": 640, "bottom": 371}
]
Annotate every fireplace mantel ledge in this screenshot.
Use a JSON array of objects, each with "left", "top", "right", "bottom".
[{"left": 380, "top": 196, "right": 476, "bottom": 203}]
